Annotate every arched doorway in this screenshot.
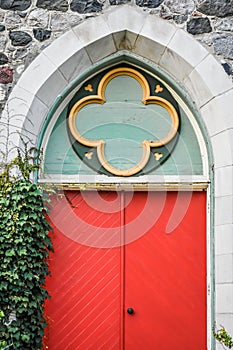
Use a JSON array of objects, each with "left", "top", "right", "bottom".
[
  {"left": 4, "top": 5, "right": 233, "bottom": 349},
  {"left": 40, "top": 60, "right": 209, "bottom": 349}
]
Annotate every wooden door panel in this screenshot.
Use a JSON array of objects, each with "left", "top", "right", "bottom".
[
  {"left": 44, "top": 192, "right": 122, "bottom": 350},
  {"left": 44, "top": 191, "right": 207, "bottom": 350},
  {"left": 124, "top": 191, "right": 207, "bottom": 349}
]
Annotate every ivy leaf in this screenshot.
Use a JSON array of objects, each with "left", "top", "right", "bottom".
[{"left": 5, "top": 249, "right": 16, "bottom": 257}]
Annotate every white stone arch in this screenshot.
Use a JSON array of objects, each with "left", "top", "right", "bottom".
[{"left": 4, "top": 4, "right": 233, "bottom": 343}]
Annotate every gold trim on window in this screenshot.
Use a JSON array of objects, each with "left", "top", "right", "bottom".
[{"left": 68, "top": 67, "right": 179, "bottom": 176}]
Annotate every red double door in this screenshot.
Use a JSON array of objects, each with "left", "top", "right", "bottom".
[{"left": 45, "top": 191, "right": 207, "bottom": 349}]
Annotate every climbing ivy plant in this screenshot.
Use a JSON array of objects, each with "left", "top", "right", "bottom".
[
  {"left": 213, "top": 325, "right": 233, "bottom": 349},
  {"left": 0, "top": 145, "right": 53, "bottom": 349}
]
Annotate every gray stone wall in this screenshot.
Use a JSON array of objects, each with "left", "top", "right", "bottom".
[{"left": 0, "top": 0, "right": 233, "bottom": 109}]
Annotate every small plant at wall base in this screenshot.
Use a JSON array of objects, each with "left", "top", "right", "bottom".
[
  {"left": 0, "top": 145, "right": 53, "bottom": 349},
  {"left": 213, "top": 324, "right": 233, "bottom": 349}
]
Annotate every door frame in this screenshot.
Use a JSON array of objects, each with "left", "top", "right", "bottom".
[
  {"left": 40, "top": 183, "right": 212, "bottom": 348},
  {"left": 38, "top": 55, "right": 213, "bottom": 349}
]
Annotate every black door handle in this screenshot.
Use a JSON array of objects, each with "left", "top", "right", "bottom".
[{"left": 127, "top": 308, "right": 135, "bottom": 315}]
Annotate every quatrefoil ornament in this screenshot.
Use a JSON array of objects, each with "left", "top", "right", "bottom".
[{"left": 68, "top": 67, "right": 180, "bottom": 177}]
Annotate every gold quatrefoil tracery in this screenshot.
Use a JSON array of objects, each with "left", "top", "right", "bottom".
[{"left": 68, "top": 67, "right": 179, "bottom": 177}]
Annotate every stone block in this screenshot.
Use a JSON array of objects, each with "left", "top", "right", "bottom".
[
  {"left": 184, "top": 69, "right": 213, "bottom": 108},
  {"left": 9, "top": 30, "right": 32, "bottom": 46},
  {"left": 73, "top": 15, "right": 111, "bottom": 46},
  {"left": 136, "top": 0, "right": 164, "bottom": 8},
  {"left": 216, "top": 254, "right": 233, "bottom": 283},
  {"left": 50, "top": 13, "right": 82, "bottom": 32},
  {"left": 213, "top": 33, "right": 233, "bottom": 60},
  {"left": 0, "top": 0, "right": 31, "bottom": 11},
  {"left": 36, "top": 0, "right": 68, "bottom": 12},
  {"left": 215, "top": 194, "right": 233, "bottom": 226},
  {"left": 112, "top": 31, "right": 138, "bottom": 51},
  {"left": 0, "top": 52, "right": 8, "bottom": 65},
  {"left": 187, "top": 17, "right": 212, "bottom": 35},
  {"left": 5, "top": 12, "right": 22, "bottom": 28},
  {"left": 215, "top": 166, "right": 233, "bottom": 198},
  {"left": 59, "top": 49, "right": 92, "bottom": 83},
  {"left": 110, "top": 0, "right": 130, "bottom": 4},
  {"left": 33, "top": 28, "right": 51, "bottom": 42},
  {"left": 211, "top": 130, "right": 233, "bottom": 168},
  {"left": 6, "top": 84, "right": 49, "bottom": 138},
  {"left": 164, "top": 0, "right": 194, "bottom": 15},
  {"left": 160, "top": 28, "right": 208, "bottom": 82},
  {"left": 36, "top": 69, "right": 68, "bottom": 107},
  {"left": 27, "top": 8, "right": 49, "bottom": 27},
  {"left": 221, "top": 60, "right": 232, "bottom": 76},
  {"left": 215, "top": 224, "right": 233, "bottom": 255},
  {"left": 17, "top": 52, "right": 57, "bottom": 96},
  {"left": 216, "top": 283, "right": 233, "bottom": 314},
  {"left": 85, "top": 34, "right": 116, "bottom": 63},
  {"left": 0, "top": 66, "right": 13, "bottom": 84},
  {"left": 200, "top": 89, "right": 233, "bottom": 137},
  {"left": 43, "top": 29, "right": 82, "bottom": 68},
  {"left": 140, "top": 14, "right": 176, "bottom": 47},
  {"left": 214, "top": 18, "right": 233, "bottom": 32},
  {"left": 184, "top": 54, "right": 232, "bottom": 107},
  {"left": 133, "top": 35, "right": 166, "bottom": 64},
  {"left": 70, "top": 0, "right": 103, "bottom": 13},
  {"left": 0, "top": 35, "right": 6, "bottom": 51},
  {"left": 197, "top": 0, "right": 233, "bottom": 17},
  {"left": 105, "top": 5, "right": 147, "bottom": 34}
]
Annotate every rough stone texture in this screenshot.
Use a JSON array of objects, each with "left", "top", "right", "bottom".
[
  {"left": 197, "top": 0, "right": 233, "bottom": 18},
  {"left": 12, "top": 48, "right": 27, "bottom": 60},
  {"left": 160, "top": 6, "right": 172, "bottom": 20},
  {"left": 0, "top": 66, "right": 13, "bottom": 83},
  {"left": 187, "top": 17, "right": 212, "bottom": 35},
  {"left": 213, "top": 33, "right": 233, "bottom": 59},
  {"left": 110, "top": 0, "right": 130, "bottom": 4},
  {"left": 5, "top": 12, "right": 22, "bottom": 28},
  {"left": 0, "top": 12, "right": 4, "bottom": 21},
  {"left": 27, "top": 9, "right": 49, "bottom": 28},
  {"left": 0, "top": 0, "right": 231, "bottom": 95},
  {"left": 50, "top": 13, "right": 81, "bottom": 31},
  {"left": 136, "top": 0, "right": 164, "bottom": 8},
  {"left": 221, "top": 60, "right": 233, "bottom": 75},
  {"left": 17, "top": 12, "right": 27, "bottom": 18},
  {"left": 36, "top": 0, "right": 68, "bottom": 12},
  {"left": 0, "top": 0, "right": 31, "bottom": 11},
  {"left": 50, "top": 13, "right": 72, "bottom": 31},
  {"left": 0, "top": 52, "right": 8, "bottom": 64},
  {"left": 164, "top": 0, "right": 194, "bottom": 15},
  {"left": 0, "top": 35, "right": 6, "bottom": 51},
  {"left": 214, "top": 18, "right": 233, "bottom": 32},
  {"left": 0, "top": 84, "right": 8, "bottom": 102},
  {"left": 173, "top": 14, "right": 188, "bottom": 24},
  {"left": 9, "top": 31, "right": 32, "bottom": 46},
  {"left": 70, "top": 0, "right": 103, "bottom": 13},
  {"left": 33, "top": 28, "right": 51, "bottom": 41}
]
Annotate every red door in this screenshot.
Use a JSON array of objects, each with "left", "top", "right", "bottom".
[{"left": 44, "top": 191, "right": 206, "bottom": 349}]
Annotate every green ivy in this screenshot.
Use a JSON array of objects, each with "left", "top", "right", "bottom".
[
  {"left": 213, "top": 325, "right": 233, "bottom": 349},
  {"left": 0, "top": 146, "right": 53, "bottom": 349}
]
